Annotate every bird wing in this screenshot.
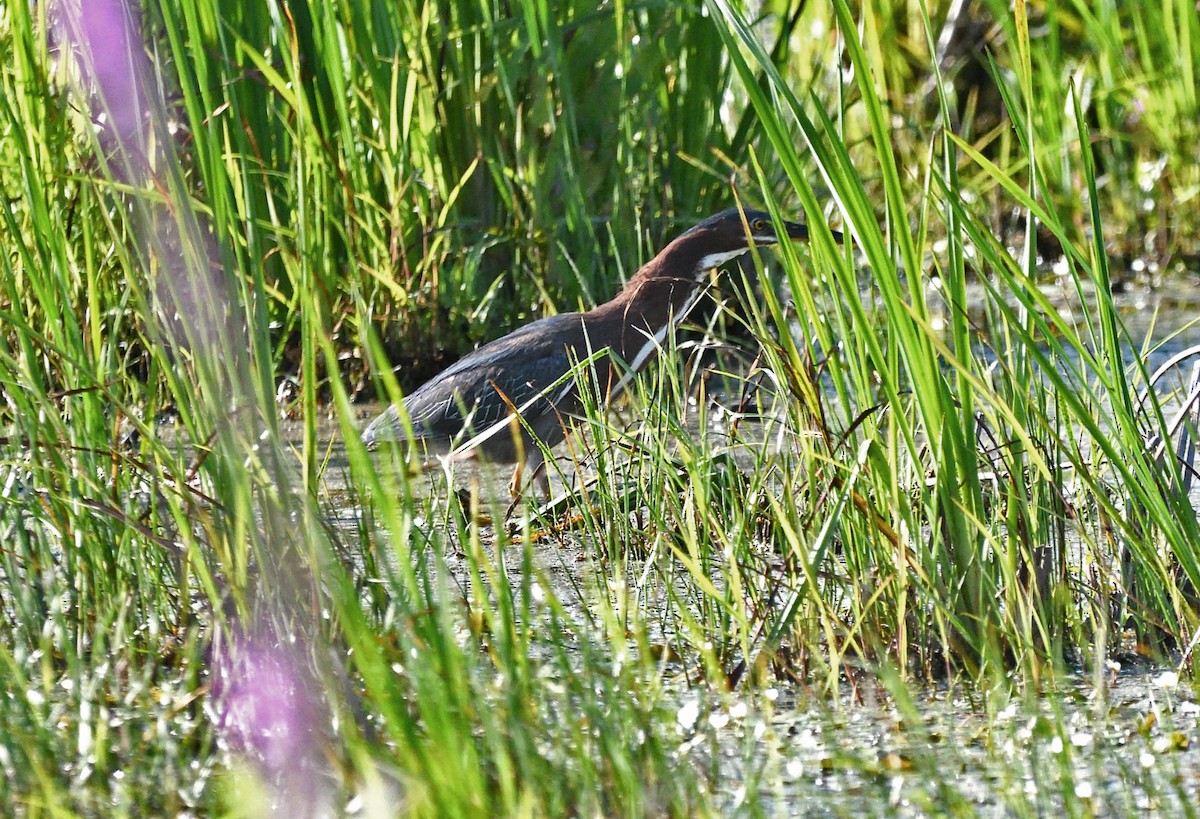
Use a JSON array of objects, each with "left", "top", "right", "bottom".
[{"left": 402, "top": 312, "right": 609, "bottom": 439}]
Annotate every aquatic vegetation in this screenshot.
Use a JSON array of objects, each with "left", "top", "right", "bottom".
[{"left": 1, "top": 0, "right": 1199, "bottom": 813}]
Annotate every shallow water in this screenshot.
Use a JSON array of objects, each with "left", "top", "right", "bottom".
[
  {"left": 311, "top": 410, "right": 1200, "bottom": 814},
  {"left": 711, "top": 664, "right": 1200, "bottom": 815},
  {"left": 315, "top": 284, "right": 1200, "bottom": 813}
]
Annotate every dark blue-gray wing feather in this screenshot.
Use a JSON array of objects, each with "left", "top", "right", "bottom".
[{"left": 364, "top": 312, "right": 598, "bottom": 447}]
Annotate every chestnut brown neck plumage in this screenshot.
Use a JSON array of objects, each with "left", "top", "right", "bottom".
[{"left": 589, "top": 231, "right": 722, "bottom": 362}]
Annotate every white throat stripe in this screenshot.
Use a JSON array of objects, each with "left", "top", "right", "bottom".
[
  {"left": 696, "top": 248, "right": 750, "bottom": 271},
  {"left": 611, "top": 285, "right": 705, "bottom": 398}
]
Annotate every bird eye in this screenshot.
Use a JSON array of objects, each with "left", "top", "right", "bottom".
[{"left": 751, "top": 219, "right": 767, "bottom": 231}]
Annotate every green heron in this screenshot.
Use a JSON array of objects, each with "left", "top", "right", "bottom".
[{"left": 363, "top": 207, "right": 817, "bottom": 495}]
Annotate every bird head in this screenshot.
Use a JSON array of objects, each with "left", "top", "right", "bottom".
[{"left": 675, "top": 207, "right": 813, "bottom": 273}]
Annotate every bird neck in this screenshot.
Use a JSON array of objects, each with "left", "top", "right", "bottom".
[
  {"left": 617, "top": 245, "right": 702, "bottom": 316},
  {"left": 588, "top": 240, "right": 727, "bottom": 366}
]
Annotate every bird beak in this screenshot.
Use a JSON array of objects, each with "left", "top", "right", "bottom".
[
  {"left": 758, "top": 218, "right": 844, "bottom": 245},
  {"left": 782, "top": 220, "right": 809, "bottom": 241},
  {"left": 786, "top": 220, "right": 844, "bottom": 245}
]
